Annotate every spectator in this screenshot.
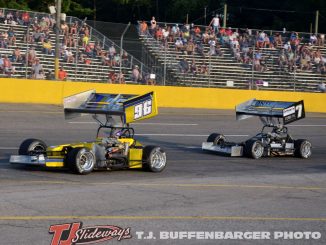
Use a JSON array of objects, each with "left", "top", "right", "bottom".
[
  {"left": 95, "top": 42, "right": 102, "bottom": 56},
  {"left": 3, "top": 55, "right": 14, "bottom": 76},
  {"left": 0, "top": 10, "right": 5, "bottom": 23},
  {"left": 108, "top": 44, "right": 116, "bottom": 60},
  {"left": 0, "top": 32, "right": 8, "bottom": 48},
  {"left": 150, "top": 16, "right": 157, "bottom": 35},
  {"left": 208, "top": 39, "right": 216, "bottom": 56},
  {"left": 42, "top": 39, "right": 54, "bottom": 55},
  {"left": 0, "top": 55, "right": 3, "bottom": 72},
  {"left": 81, "top": 34, "right": 89, "bottom": 48},
  {"left": 31, "top": 58, "right": 43, "bottom": 78},
  {"left": 175, "top": 38, "right": 184, "bottom": 52},
  {"left": 39, "top": 17, "right": 49, "bottom": 32},
  {"left": 45, "top": 69, "right": 55, "bottom": 80},
  {"left": 131, "top": 65, "right": 141, "bottom": 82},
  {"left": 108, "top": 71, "right": 117, "bottom": 83},
  {"left": 7, "top": 27, "right": 16, "bottom": 46},
  {"left": 113, "top": 53, "right": 120, "bottom": 67},
  {"left": 11, "top": 48, "right": 23, "bottom": 62},
  {"left": 318, "top": 33, "right": 325, "bottom": 47},
  {"left": 58, "top": 66, "right": 67, "bottom": 80},
  {"left": 190, "top": 60, "right": 197, "bottom": 75},
  {"left": 65, "top": 48, "right": 74, "bottom": 63},
  {"left": 139, "top": 20, "right": 148, "bottom": 35},
  {"left": 195, "top": 41, "right": 205, "bottom": 57},
  {"left": 275, "top": 32, "right": 283, "bottom": 47},
  {"left": 209, "top": 14, "right": 220, "bottom": 35},
  {"left": 254, "top": 50, "right": 262, "bottom": 71},
  {"left": 178, "top": 58, "right": 189, "bottom": 73},
  {"left": 84, "top": 56, "right": 91, "bottom": 65},
  {"left": 32, "top": 29, "right": 44, "bottom": 43},
  {"left": 310, "top": 34, "right": 317, "bottom": 45},
  {"left": 116, "top": 72, "right": 125, "bottom": 84},
  {"left": 317, "top": 82, "right": 326, "bottom": 92},
  {"left": 27, "top": 47, "right": 37, "bottom": 66},
  {"left": 185, "top": 40, "right": 195, "bottom": 55},
  {"left": 199, "top": 62, "right": 208, "bottom": 75},
  {"left": 70, "top": 21, "right": 78, "bottom": 34},
  {"left": 122, "top": 51, "right": 129, "bottom": 67},
  {"left": 21, "top": 12, "right": 30, "bottom": 26},
  {"left": 84, "top": 43, "right": 95, "bottom": 58},
  {"left": 60, "top": 21, "right": 69, "bottom": 35}
]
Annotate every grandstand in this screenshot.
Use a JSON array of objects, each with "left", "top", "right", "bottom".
[
  {"left": 0, "top": 7, "right": 325, "bottom": 93},
  {"left": 139, "top": 22, "right": 326, "bottom": 92},
  {"left": 0, "top": 8, "right": 155, "bottom": 84}
]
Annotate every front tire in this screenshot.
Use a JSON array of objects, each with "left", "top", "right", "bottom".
[
  {"left": 18, "top": 138, "right": 47, "bottom": 155},
  {"left": 66, "top": 147, "right": 96, "bottom": 174},
  {"left": 207, "top": 133, "right": 226, "bottom": 146},
  {"left": 142, "top": 146, "right": 167, "bottom": 172},
  {"left": 245, "top": 140, "right": 264, "bottom": 159},
  {"left": 294, "top": 139, "right": 312, "bottom": 159}
]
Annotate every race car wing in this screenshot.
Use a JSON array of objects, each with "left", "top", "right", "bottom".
[
  {"left": 236, "top": 99, "right": 305, "bottom": 124},
  {"left": 64, "top": 90, "right": 158, "bottom": 123}
]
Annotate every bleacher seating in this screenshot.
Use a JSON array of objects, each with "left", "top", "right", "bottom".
[
  {"left": 139, "top": 23, "right": 326, "bottom": 92},
  {"left": 0, "top": 8, "right": 155, "bottom": 84}
]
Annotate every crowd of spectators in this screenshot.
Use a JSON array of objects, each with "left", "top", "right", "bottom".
[
  {"left": 141, "top": 15, "right": 326, "bottom": 80},
  {"left": 0, "top": 8, "right": 138, "bottom": 82},
  {"left": 226, "top": 28, "right": 326, "bottom": 75},
  {"left": 140, "top": 16, "right": 226, "bottom": 77}
]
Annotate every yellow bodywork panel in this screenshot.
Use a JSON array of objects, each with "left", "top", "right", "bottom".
[
  {"left": 118, "top": 138, "right": 135, "bottom": 145},
  {"left": 128, "top": 148, "right": 143, "bottom": 168},
  {"left": 45, "top": 157, "right": 64, "bottom": 167}
]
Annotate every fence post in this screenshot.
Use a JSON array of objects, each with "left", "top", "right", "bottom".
[{"left": 119, "top": 22, "right": 131, "bottom": 83}]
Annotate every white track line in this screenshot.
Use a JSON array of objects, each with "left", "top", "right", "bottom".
[
  {"left": 68, "top": 122, "right": 198, "bottom": 126},
  {"left": 136, "top": 134, "right": 249, "bottom": 137},
  {"left": 288, "top": 125, "right": 326, "bottom": 127},
  {"left": 0, "top": 147, "right": 19, "bottom": 150}
]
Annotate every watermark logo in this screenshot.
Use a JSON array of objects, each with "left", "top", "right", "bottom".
[{"left": 49, "top": 222, "right": 131, "bottom": 245}]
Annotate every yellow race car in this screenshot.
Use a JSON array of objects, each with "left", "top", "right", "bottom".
[{"left": 10, "top": 90, "right": 167, "bottom": 174}]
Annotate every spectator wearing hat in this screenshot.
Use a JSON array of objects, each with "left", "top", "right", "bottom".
[{"left": 131, "top": 65, "right": 141, "bottom": 82}]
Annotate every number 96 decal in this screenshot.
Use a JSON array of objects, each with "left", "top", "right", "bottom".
[{"left": 134, "top": 100, "right": 152, "bottom": 119}]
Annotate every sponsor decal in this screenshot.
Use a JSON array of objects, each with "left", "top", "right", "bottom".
[
  {"left": 283, "top": 106, "right": 295, "bottom": 117},
  {"left": 49, "top": 222, "right": 131, "bottom": 245}
]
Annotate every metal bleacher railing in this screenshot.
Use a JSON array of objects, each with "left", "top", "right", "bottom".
[{"left": 0, "top": 8, "right": 163, "bottom": 85}]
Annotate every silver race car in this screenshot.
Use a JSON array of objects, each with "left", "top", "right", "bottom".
[{"left": 202, "top": 99, "right": 312, "bottom": 159}]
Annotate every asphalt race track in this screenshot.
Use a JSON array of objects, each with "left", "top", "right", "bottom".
[{"left": 0, "top": 103, "right": 326, "bottom": 245}]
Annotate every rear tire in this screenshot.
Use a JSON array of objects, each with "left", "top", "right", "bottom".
[
  {"left": 142, "top": 146, "right": 166, "bottom": 172},
  {"left": 66, "top": 147, "right": 95, "bottom": 174},
  {"left": 294, "top": 139, "right": 312, "bottom": 159},
  {"left": 245, "top": 140, "right": 264, "bottom": 159},
  {"left": 207, "top": 133, "right": 226, "bottom": 146},
  {"left": 18, "top": 138, "right": 47, "bottom": 155}
]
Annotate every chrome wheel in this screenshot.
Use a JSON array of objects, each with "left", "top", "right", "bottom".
[
  {"left": 151, "top": 150, "right": 166, "bottom": 169},
  {"left": 252, "top": 141, "right": 264, "bottom": 158},
  {"left": 143, "top": 146, "right": 167, "bottom": 172},
  {"left": 67, "top": 147, "right": 96, "bottom": 174},
  {"left": 295, "top": 139, "right": 312, "bottom": 159},
  {"left": 76, "top": 149, "right": 95, "bottom": 173}
]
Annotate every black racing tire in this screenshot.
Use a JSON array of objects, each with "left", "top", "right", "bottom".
[
  {"left": 18, "top": 138, "right": 47, "bottom": 155},
  {"left": 207, "top": 133, "right": 226, "bottom": 146},
  {"left": 244, "top": 140, "right": 264, "bottom": 159},
  {"left": 66, "top": 147, "right": 96, "bottom": 174},
  {"left": 142, "top": 145, "right": 167, "bottom": 172},
  {"left": 294, "top": 139, "right": 312, "bottom": 159}
]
